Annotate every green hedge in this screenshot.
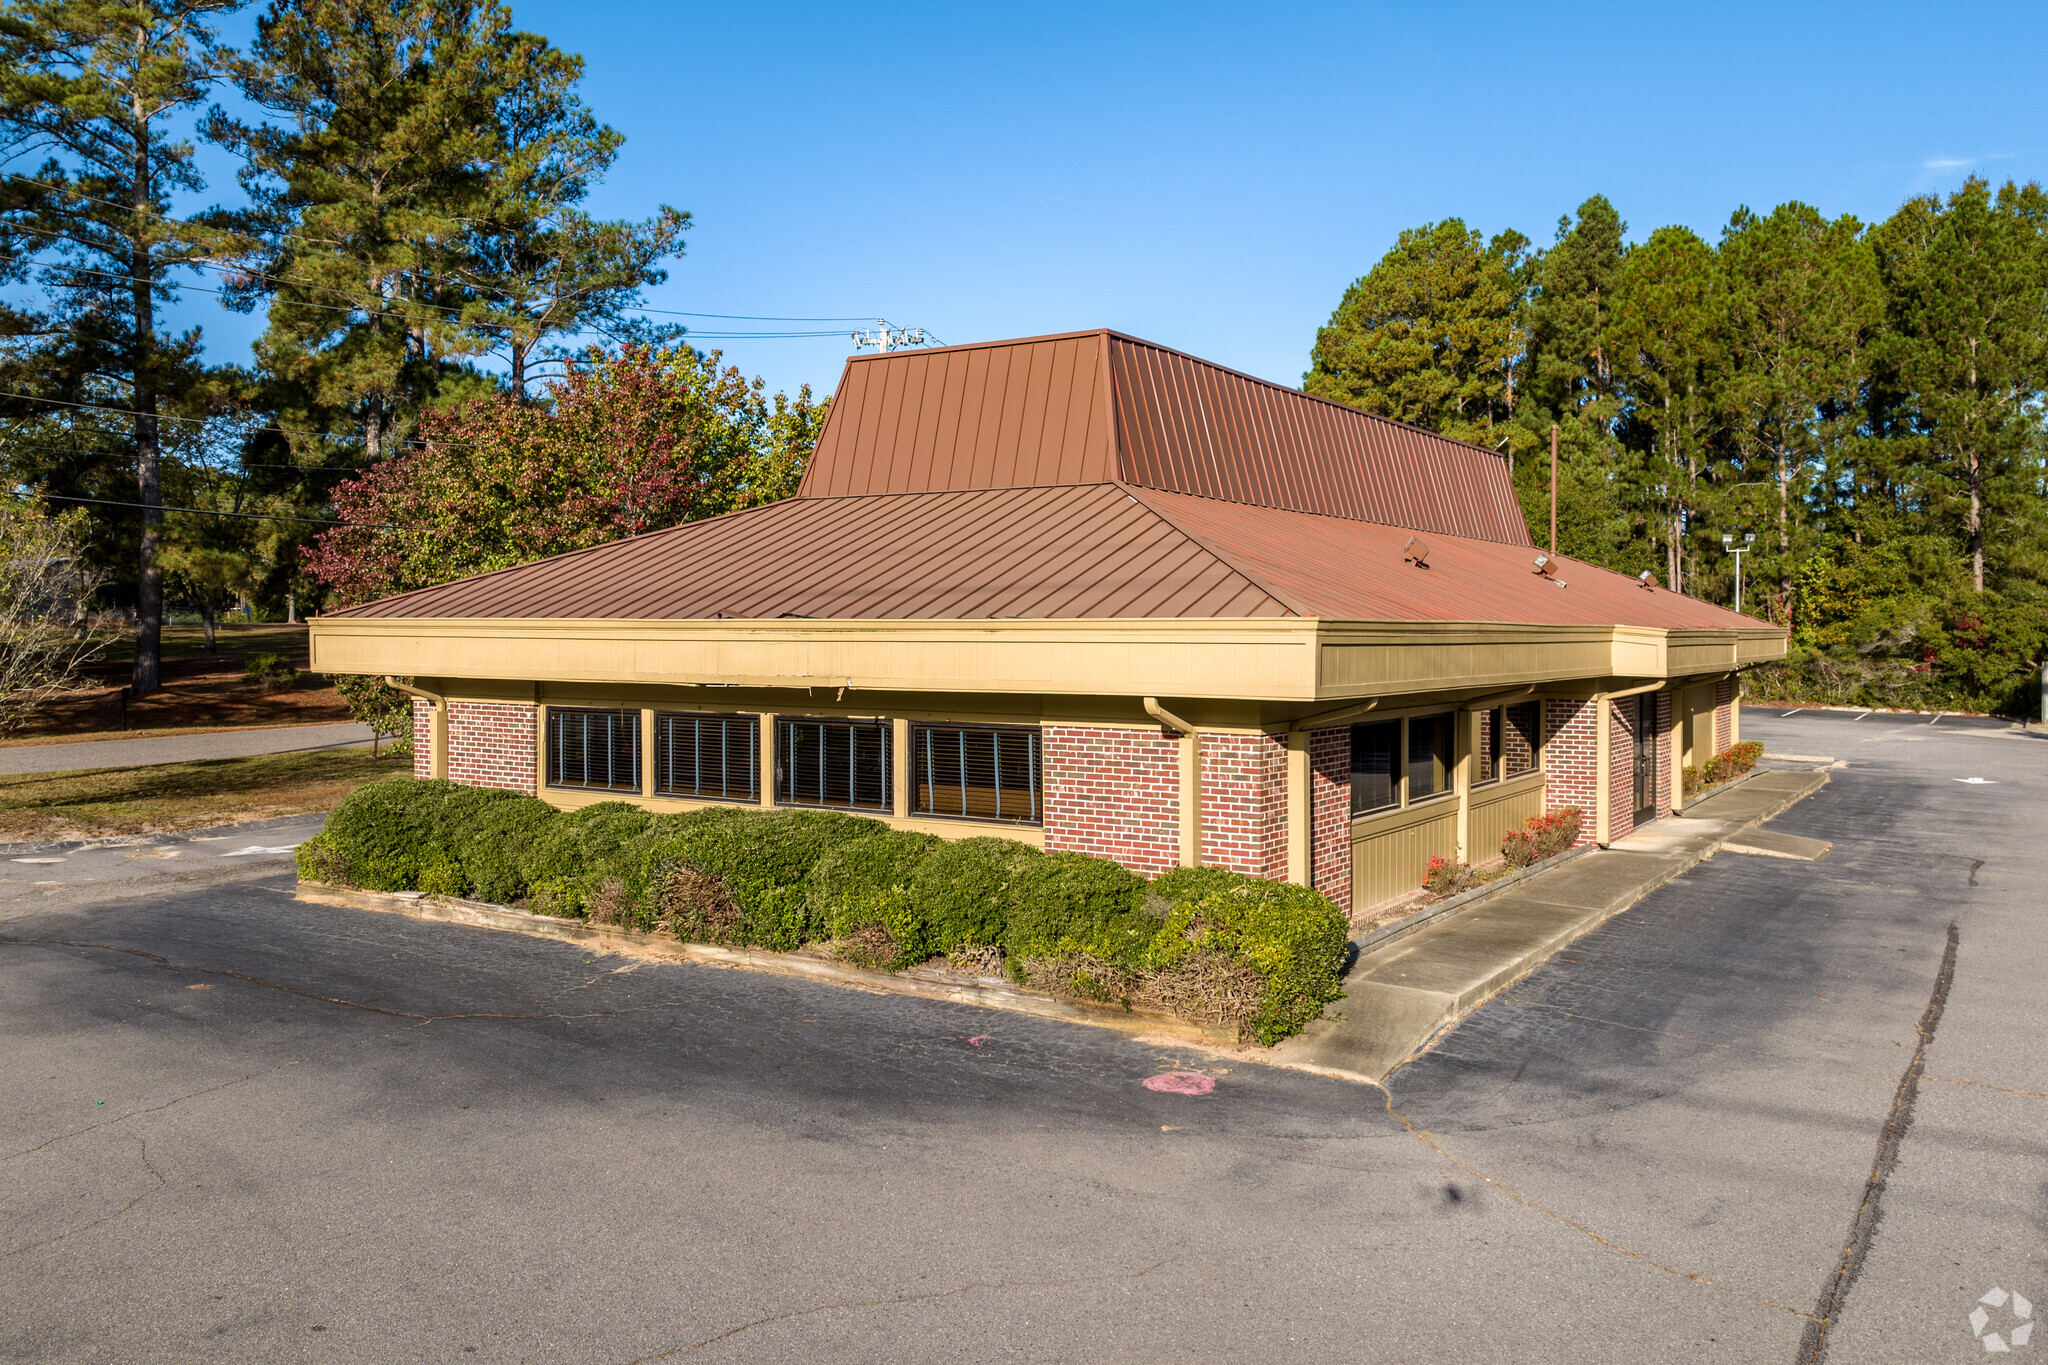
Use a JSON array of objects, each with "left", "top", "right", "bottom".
[{"left": 298, "top": 778, "right": 1351, "bottom": 1044}]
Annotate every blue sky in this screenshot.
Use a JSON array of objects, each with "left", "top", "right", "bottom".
[{"left": 172, "top": 0, "right": 2048, "bottom": 402}]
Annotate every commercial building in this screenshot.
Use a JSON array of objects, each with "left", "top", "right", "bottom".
[{"left": 310, "top": 330, "right": 1784, "bottom": 913}]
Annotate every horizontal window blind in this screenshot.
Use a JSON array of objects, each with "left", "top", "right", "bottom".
[
  {"left": 776, "top": 718, "right": 890, "bottom": 811},
  {"left": 547, "top": 708, "right": 641, "bottom": 793},
  {"left": 654, "top": 713, "right": 758, "bottom": 802},
  {"left": 912, "top": 724, "right": 1041, "bottom": 824},
  {"left": 1351, "top": 719, "right": 1399, "bottom": 816}
]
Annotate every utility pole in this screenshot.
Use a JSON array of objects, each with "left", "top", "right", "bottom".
[
  {"left": 1549, "top": 423, "right": 1558, "bottom": 555},
  {"left": 850, "top": 320, "right": 931, "bottom": 353}
]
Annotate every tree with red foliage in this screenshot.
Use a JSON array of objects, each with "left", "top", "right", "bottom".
[
  {"left": 304, "top": 345, "right": 825, "bottom": 609},
  {"left": 305, "top": 346, "right": 825, "bottom": 742}
]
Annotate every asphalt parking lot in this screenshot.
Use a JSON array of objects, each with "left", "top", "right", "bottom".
[{"left": 3, "top": 713, "right": 2042, "bottom": 1363}]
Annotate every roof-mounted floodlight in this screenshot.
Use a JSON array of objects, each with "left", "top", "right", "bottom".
[
  {"left": 1403, "top": 536, "right": 1432, "bottom": 567},
  {"left": 1637, "top": 570, "right": 1656, "bottom": 590},
  {"left": 1532, "top": 553, "right": 1553, "bottom": 576}
]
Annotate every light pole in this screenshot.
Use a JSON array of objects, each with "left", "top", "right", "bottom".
[{"left": 1721, "top": 532, "right": 1756, "bottom": 614}]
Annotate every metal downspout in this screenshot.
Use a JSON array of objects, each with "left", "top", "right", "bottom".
[{"left": 383, "top": 676, "right": 447, "bottom": 780}]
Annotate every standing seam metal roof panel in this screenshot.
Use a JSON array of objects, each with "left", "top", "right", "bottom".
[{"left": 795, "top": 330, "right": 1529, "bottom": 547}]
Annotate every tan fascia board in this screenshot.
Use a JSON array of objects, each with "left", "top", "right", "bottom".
[
  {"left": 312, "top": 613, "right": 1787, "bottom": 706},
  {"left": 312, "top": 615, "right": 1326, "bottom": 702}
]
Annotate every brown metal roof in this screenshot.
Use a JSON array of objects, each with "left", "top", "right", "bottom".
[
  {"left": 333, "top": 480, "right": 1767, "bottom": 633},
  {"left": 798, "top": 330, "right": 1531, "bottom": 546},
  {"left": 334, "top": 484, "right": 1291, "bottom": 622},
  {"left": 1127, "top": 489, "right": 1763, "bottom": 630}
]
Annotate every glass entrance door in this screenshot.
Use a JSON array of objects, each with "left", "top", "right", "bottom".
[{"left": 1632, "top": 694, "right": 1658, "bottom": 825}]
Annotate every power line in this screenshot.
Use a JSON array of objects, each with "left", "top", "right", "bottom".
[{"left": 16, "top": 490, "right": 400, "bottom": 528}]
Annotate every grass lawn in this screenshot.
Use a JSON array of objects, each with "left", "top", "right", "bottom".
[
  {"left": 16, "top": 624, "right": 353, "bottom": 742},
  {"left": 0, "top": 749, "right": 407, "bottom": 842}
]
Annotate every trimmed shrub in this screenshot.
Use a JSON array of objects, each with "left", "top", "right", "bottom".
[
  {"left": 457, "top": 794, "right": 559, "bottom": 903},
  {"left": 1001, "top": 851, "right": 1152, "bottom": 976},
  {"left": 645, "top": 808, "right": 888, "bottom": 947},
  {"left": 903, "top": 836, "right": 1040, "bottom": 954},
  {"left": 1150, "top": 868, "right": 1351, "bottom": 1045},
  {"left": 314, "top": 777, "right": 454, "bottom": 890},
  {"left": 520, "top": 802, "right": 655, "bottom": 916},
  {"left": 806, "top": 828, "right": 940, "bottom": 965}
]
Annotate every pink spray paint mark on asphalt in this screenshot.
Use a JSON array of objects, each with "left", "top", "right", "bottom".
[
  {"left": 966, "top": 1036, "right": 988, "bottom": 1047},
  {"left": 1142, "top": 1071, "right": 1216, "bottom": 1096}
]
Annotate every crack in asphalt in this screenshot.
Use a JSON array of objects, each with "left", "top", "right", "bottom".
[
  {"left": 2, "top": 1134, "right": 169, "bottom": 1260},
  {"left": 615, "top": 1256, "right": 1182, "bottom": 1361},
  {"left": 1797, "top": 920, "right": 1959, "bottom": 1363},
  {"left": 1369, "top": 1079, "right": 1820, "bottom": 1323}
]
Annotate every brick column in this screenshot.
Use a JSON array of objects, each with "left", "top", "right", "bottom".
[
  {"left": 411, "top": 698, "right": 433, "bottom": 779},
  {"left": 1715, "top": 677, "right": 1735, "bottom": 754},
  {"left": 1308, "top": 727, "right": 1351, "bottom": 909},
  {"left": 1654, "top": 690, "right": 1674, "bottom": 820},
  {"left": 1197, "top": 732, "right": 1287, "bottom": 878},
  {"left": 1544, "top": 698, "right": 1599, "bottom": 847}
]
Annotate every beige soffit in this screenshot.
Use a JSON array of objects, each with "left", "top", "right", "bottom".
[{"left": 312, "top": 615, "right": 1786, "bottom": 704}]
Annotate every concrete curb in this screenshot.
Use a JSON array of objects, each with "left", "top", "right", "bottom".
[{"left": 292, "top": 881, "right": 1242, "bottom": 1048}]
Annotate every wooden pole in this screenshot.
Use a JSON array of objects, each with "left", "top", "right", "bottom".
[{"left": 1549, "top": 423, "right": 1559, "bottom": 554}]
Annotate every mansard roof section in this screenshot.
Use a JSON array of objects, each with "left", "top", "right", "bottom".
[{"left": 797, "top": 329, "right": 1533, "bottom": 546}]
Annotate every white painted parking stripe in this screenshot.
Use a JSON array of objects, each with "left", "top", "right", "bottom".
[
  {"left": 1853, "top": 710, "right": 1873, "bottom": 721},
  {"left": 221, "top": 844, "right": 300, "bottom": 857},
  {"left": 1780, "top": 709, "right": 1804, "bottom": 718}
]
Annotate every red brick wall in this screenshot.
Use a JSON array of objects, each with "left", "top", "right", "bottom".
[
  {"left": 1609, "top": 699, "right": 1638, "bottom": 843},
  {"left": 448, "top": 701, "right": 538, "bottom": 794},
  {"left": 411, "top": 698, "right": 433, "bottom": 779},
  {"left": 1042, "top": 725, "right": 1180, "bottom": 877},
  {"left": 1309, "top": 727, "right": 1351, "bottom": 909},
  {"left": 1198, "top": 732, "right": 1287, "bottom": 878},
  {"left": 1655, "top": 691, "right": 1674, "bottom": 819},
  {"left": 1715, "top": 677, "right": 1734, "bottom": 754},
  {"left": 1544, "top": 698, "right": 1599, "bottom": 846}
]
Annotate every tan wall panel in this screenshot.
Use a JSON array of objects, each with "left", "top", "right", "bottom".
[
  {"left": 1321, "top": 635, "right": 1614, "bottom": 693},
  {"left": 1350, "top": 798, "right": 1460, "bottom": 910},
  {"left": 1466, "top": 773, "right": 1547, "bottom": 864}
]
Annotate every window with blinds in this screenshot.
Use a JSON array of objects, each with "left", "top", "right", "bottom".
[
  {"left": 547, "top": 708, "right": 641, "bottom": 793},
  {"left": 1351, "top": 719, "right": 1400, "bottom": 816},
  {"left": 775, "top": 718, "right": 891, "bottom": 811},
  {"left": 912, "top": 724, "right": 1041, "bottom": 824},
  {"left": 1408, "top": 712, "right": 1455, "bottom": 800},
  {"left": 654, "top": 712, "right": 759, "bottom": 802}
]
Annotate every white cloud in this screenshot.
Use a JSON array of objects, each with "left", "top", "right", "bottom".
[{"left": 1922, "top": 157, "right": 1973, "bottom": 170}]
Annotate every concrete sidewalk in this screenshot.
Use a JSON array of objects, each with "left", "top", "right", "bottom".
[
  {"left": 0, "top": 721, "right": 377, "bottom": 775},
  {"left": 1271, "top": 767, "right": 1836, "bottom": 1082}
]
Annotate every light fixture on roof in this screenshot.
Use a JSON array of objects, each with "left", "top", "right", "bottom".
[
  {"left": 1403, "top": 536, "right": 1432, "bottom": 567},
  {"left": 1637, "top": 570, "right": 1656, "bottom": 590},
  {"left": 1532, "top": 553, "right": 1553, "bottom": 576}
]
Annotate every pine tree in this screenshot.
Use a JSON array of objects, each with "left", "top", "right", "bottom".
[
  {"left": 1611, "top": 225, "right": 1727, "bottom": 595},
  {"left": 208, "top": 0, "right": 507, "bottom": 463},
  {"left": 1872, "top": 178, "right": 2048, "bottom": 593},
  {"left": 1304, "top": 219, "right": 1525, "bottom": 444},
  {"left": 454, "top": 26, "right": 689, "bottom": 398},
  {"left": 1718, "top": 203, "right": 1882, "bottom": 620},
  {"left": 0, "top": 0, "right": 241, "bottom": 697}
]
